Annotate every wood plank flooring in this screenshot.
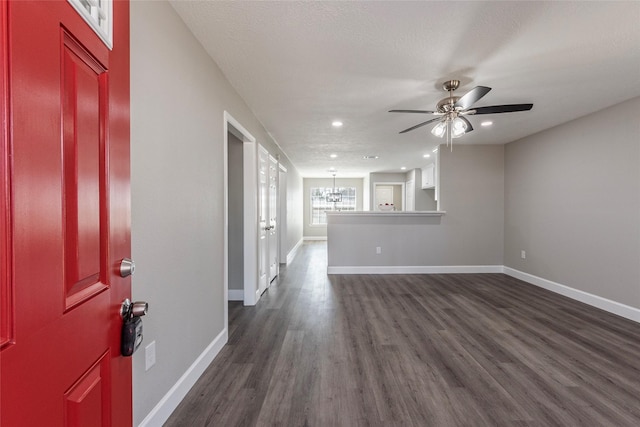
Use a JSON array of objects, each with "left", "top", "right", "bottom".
[{"left": 165, "top": 242, "right": 640, "bottom": 426}]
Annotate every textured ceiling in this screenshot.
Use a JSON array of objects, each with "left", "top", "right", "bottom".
[{"left": 169, "top": 1, "right": 640, "bottom": 177}]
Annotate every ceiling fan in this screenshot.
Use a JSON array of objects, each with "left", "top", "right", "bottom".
[{"left": 389, "top": 79, "right": 533, "bottom": 149}]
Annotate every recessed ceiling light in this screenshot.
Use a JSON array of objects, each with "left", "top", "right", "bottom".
[
  {"left": 363, "top": 155, "right": 379, "bottom": 159},
  {"left": 481, "top": 121, "right": 493, "bottom": 127},
  {"left": 330, "top": 153, "right": 337, "bottom": 158},
  {"left": 329, "top": 167, "right": 336, "bottom": 171},
  {"left": 423, "top": 154, "right": 431, "bottom": 158},
  {"left": 332, "top": 121, "right": 343, "bottom": 127},
  {"left": 432, "top": 148, "right": 439, "bottom": 153},
  {"left": 400, "top": 167, "right": 407, "bottom": 170}
]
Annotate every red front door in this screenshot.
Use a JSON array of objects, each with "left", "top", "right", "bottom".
[{"left": 1, "top": 1, "right": 131, "bottom": 426}]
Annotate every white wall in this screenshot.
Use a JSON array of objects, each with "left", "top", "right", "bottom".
[
  {"left": 287, "top": 173, "right": 304, "bottom": 250},
  {"left": 130, "top": 2, "right": 302, "bottom": 424},
  {"left": 504, "top": 96, "right": 640, "bottom": 309},
  {"left": 438, "top": 144, "right": 505, "bottom": 265}
]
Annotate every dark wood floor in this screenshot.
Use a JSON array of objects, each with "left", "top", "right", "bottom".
[{"left": 165, "top": 242, "right": 640, "bottom": 426}]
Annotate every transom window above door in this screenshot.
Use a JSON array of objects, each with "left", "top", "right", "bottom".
[{"left": 68, "top": 0, "right": 113, "bottom": 48}]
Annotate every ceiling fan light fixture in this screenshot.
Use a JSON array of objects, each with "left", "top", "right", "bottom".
[
  {"left": 451, "top": 117, "right": 468, "bottom": 138},
  {"left": 390, "top": 80, "right": 533, "bottom": 147},
  {"left": 431, "top": 121, "right": 447, "bottom": 138}
]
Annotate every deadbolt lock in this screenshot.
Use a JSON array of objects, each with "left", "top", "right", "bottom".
[{"left": 120, "top": 258, "right": 135, "bottom": 277}]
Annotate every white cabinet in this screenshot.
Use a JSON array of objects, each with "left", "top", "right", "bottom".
[{"left": 421, "top": 163, "right": 435, "bottom": 189}]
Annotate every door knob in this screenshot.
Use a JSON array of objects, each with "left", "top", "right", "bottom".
[
  {"left": 120, "top": 298, "right": 149, "bottom": 319},
  {"left": 119, "top": 258, "right": 135, "bottom": 277},
  {"left": 131, "top": 301, "right": 148, "bottom": 317}
]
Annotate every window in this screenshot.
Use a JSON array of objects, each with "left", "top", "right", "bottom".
[{"left": 310, "top": 187, "right": 356, "bottom": 225}]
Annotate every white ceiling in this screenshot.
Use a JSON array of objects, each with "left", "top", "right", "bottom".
[{"left": 169, "top": 1, "right": 640, "bottom": 177}]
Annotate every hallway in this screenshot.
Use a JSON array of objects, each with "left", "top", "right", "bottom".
[{"left": 166, "top": 242, "right": 640, "bottom": 426}]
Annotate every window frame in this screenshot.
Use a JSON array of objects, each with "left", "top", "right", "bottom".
[
  {"left": 67, "top": 0, "right": 113, "bottom": 49},
  {"left": 309, "top": 186, "right": 357, "bottom": 226}
]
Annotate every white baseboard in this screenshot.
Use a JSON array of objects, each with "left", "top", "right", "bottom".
[
  {"left": 286, "top": 238, "right": 304, "bottom": 264},
  {"left": 327, "top": 265, "right": 504, "bottom": 275},
  {"left": 228, "top": 289, "right": 244, "bottom": 301},
  {"left": 138, "top": 328, "right": 228, "bottom": 427},
  {"left": 503, "top": 267, "right": 640, "bottom": 323},
  {"left": 303, "top": 236, "right": 327, "bottom": 241}
]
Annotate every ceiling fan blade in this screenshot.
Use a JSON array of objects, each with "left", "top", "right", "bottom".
[
  {"left": 389, "top": 109, "right": 437, "bottom": 114},
  {"left": 454, "top": 86, "right": 491, "bottom": 110},
  {"left": 470, "top": 104, "right": 533, "bottom": 115},
  {"left": 399, "top": 117, "right": 442, "bottom": 134},
  {"left": 458, "top": 116, "right": 473, "bottom": 132}
]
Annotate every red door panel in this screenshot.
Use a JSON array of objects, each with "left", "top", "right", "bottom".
[
  {"left": 62, "top": 30, "right": 108, "bottom": 310},
  {"left": 1, "top": 1, "right": 131, "bottom": 426},
  {"left": 64, "top": 352, "right": 110, "bottom": 427}
]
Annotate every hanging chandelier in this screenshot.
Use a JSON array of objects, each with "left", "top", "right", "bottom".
[{"left": 326, "top": 171, "right": 342, "bottom": 203}]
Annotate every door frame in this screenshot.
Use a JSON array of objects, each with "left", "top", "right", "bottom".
[
  {"left": 278, "top": 164, "right": 287, "bottom": 264},
  {"left": 405, "top": 177, "right": 415, "bottom": 211},
  {"left": 223, "top": 112, "right": 258, "bottom": 325},
  {"left": 267, "top": 153, "right": 279, "bottom": 283},
  {"left": 257, "top": 143, "right": 269, "bottom": 295},
  {"left": 1, "top": 1, "right": 11, "bottom": 350}
]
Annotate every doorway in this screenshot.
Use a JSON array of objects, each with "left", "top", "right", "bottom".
[
  {"left": 227, "top": 131, "right": 244, "bottom": 302},
  {"left": 223, "top": 112, "right": 258, "bottom": 329},
  {"left": 373, "top": 182, "right": 405, "bottom": 211}
]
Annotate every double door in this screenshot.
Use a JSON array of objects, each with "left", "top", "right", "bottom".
[{"left": 258, "top": 145, "right": 279, "bottom": 295}]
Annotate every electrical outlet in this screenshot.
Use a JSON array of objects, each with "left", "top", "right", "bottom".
[
  {"left": 521, "top": 250, "right": 526, "bottom": 259},
  {"left": 145, "top": 341, "right": 156, "bottom": 371},
  {"left": 376, "top": 246, "right": 382, "bottom": 255}
]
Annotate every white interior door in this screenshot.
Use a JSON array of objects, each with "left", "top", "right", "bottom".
[
  {"left": 375, "top": 185, "right": 394, "bottom": 209},
  {"left": 406, "top": 179, "right": 415, "bottom": 211},
  {"left": 257, "top": 144, "right": 269, "bottom": 295},
  {"left": 268, "top": 155, "right": 278, "bottom": 282}
]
